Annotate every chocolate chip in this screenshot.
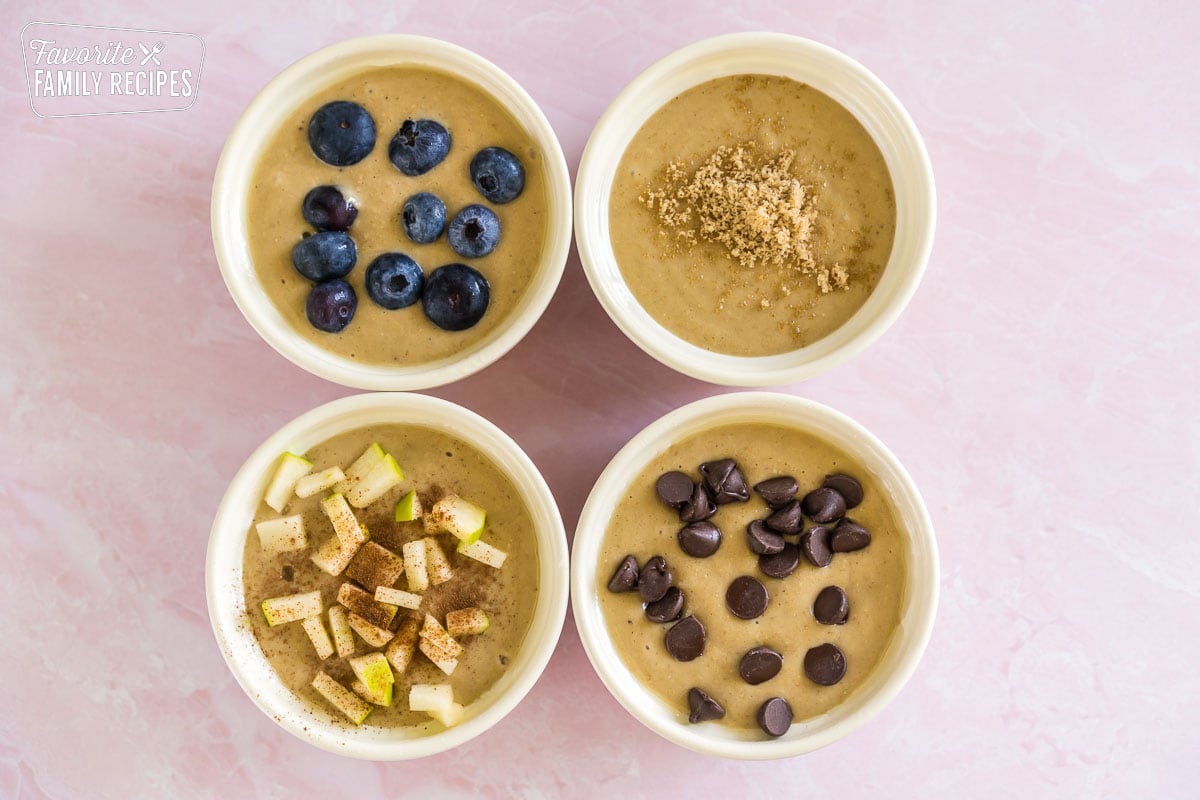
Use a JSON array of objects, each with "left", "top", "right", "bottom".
[
  {"left": 823, "top": 473, "right": 863, "bottom": 508},
  {"left": 739, "top": 646, "right": 784, "bottom": 685},
  {"left": 280, "top": 564, "right": 295, "bottom": 582},
  {"left": 804, "top": 643, "right": 847, "bottom": 685},
  {"left": 687, "top": 687, "right": 725, "bottom": 723},
  {"left": 725, "top": 575, "right": 769, "bottom": 619},
  {"left": 813, "top": 585, "right": 849, "bottom": 625},
  {"left": 638, "top": 556, "right": 672, "bottom": 602},
  {"left": 801, "top": 487, "right": 847, "bottom": 524},
  {"left": 656, "top": 471, "right": 694, "bottom": 508},
  {"left": 678, "top": 520, "right": 722, "bottom": 558},
  {"left": 607, "top": 555, "right": 640, "bottom": 593},
  {"left": 745, "top": 519, "right": 784, "bottom": 555},
  {"left": 645, "top": 586, "right": 684, "bottom": 623},
  {"left": 754, "top": 476, "right": 798, "bottom": 508},
  {"left": 756, "top": 697, "right": 793, "bottom": 737},
  {"left": 679, "top": 481, "right": 716, "bottom": 523},
  {"left": 699, "top": 458, "right": 750, "bottom": 505},
  {"left": 758, "top": 543, "right": 801, "bottom": 579},
  {"left": 765, "top": 499, "right": 804, "bottom": 535},
  {"left": 665, "top": 615, "right": 706, "bottom": 661},
  {"left": 801, "top": 525, "right": 833, "bottom": 568},
  {"left": 830, "top": 520, "right": 872, "bottom": 552}
]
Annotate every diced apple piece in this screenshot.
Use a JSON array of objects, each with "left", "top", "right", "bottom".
[
  {"left": 428, "top": 495, "right": 487, "bottom": 543},
  {"left": 328, "top": 605, "right": 355, "bottom": 658},
  {"left": 456, "top": 538, "right": 508, "bottom": 569},
  {"left": 344, "top": 542, "right": 406, "bottom": 592},
  {"left": 261, "top": 590, "right": 322, "bottom": 626},
  {"left": 385, "top": 619, "right": 420, "bottom": 674},
  {"left": 375, "top": 586, "right": 422, "bottom": 610},
  {"left": 418, "top": 640, "right": 458, "bottom": 675},
  {"left": 320, "top": 493, "right": 368, "bottom": 550},
  {"left": 420, "top": 614, "right": 463, "bottom": 659},
  {"left": 402, "top": 540, "right": 429, "bottom": 592},
  {"left": 446, "top": 607, "right": 491, "bottom": 637},
  {"left": 311, "top": 671, "right": 371, "bottom": 725},
  {"left": 408, "top": 683, "right": 454, "bottom": 714},
  {"left": 255, "top": 515, "right": 306, "bottom": 554},
  {"left": 349, "top": 652, "right": 394, "bottom": 707},
  {"left": 347, "top": 453, "right": 404, "bottom": 508},
  {"left": 351, "top": 679, "right": 394, "bottom": 707},
  {"left": 337, "top": 583, "right": 398, "bottom": 629},
  {"left": 428, "top": 702, "right": 466, "bottom": 727},
  {"left": 347, "top": 612, "right": 395, "bottom": 647},
  {"left": 294, "top": 466, "right": 346, "bottom": 499},
  {"left": 394, "top": 489, "right": 423, "bottom": 522},
  {"left": 302, "top": 615, "right": 335, "bottom": 660},
  {"left": 337, "top": 442, "right": 385, "bottom": 494},
  {"left": 310, "top": 533, "right": 355, "bottom": 576},
  {"left": 263, "top": 452, "right": 312, "bottom": 513},
  {"left": 423, "top": 537, "right": 454, "bottom": 585}
]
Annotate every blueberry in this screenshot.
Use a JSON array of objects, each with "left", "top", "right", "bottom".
[
  {"left": 291, "top": 231, "right": 357, "bottom": 282},
  {"left": 401, "top": 192, "right": 446, "bottom": 244},
  {"left": 447, "top": 204, "right": 501, "bottom": 258},
  {"left": 470, "top": 146, "right": 525, "bottom": 204},
  {"left": 365, "top": 253, "right": 424, "bottom": 310},
  {"left": 301, "top": 185, "right": 358, "bottom": 232},
  {"left": 388, "top": 119, "right": 451, "bottom": 176},
  {"left": 306, "top": 279, "right": 357, "bottom": 333},
  {"left": 307, "top": 101, "right": 375, "bottom": 167},
  {"left": 422, "top": 264, "right": 491, "bottom": 331}
]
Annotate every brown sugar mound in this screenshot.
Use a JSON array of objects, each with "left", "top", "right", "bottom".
[{"left": 642, "top": 144, "right": 848, "bottom": 293}]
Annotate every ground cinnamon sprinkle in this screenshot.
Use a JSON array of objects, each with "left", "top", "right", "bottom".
[{"left": 641, "top": 143, "right": 849, "bottom": 295}]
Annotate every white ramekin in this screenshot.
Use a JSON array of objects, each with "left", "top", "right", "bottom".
[
  {"left": 212, "top": 36, "right": 572, "bottom": 390},
  {"left": 571, "top": 392, "right": 938, "bottom": 759},
  {"left": 207, "top": 393, "right": 569, "bottom": 759},
  {"left": 574, "top": 33, "right": 937, "bottom": 386}
]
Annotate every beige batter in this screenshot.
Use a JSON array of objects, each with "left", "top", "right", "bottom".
[
  {"left": 246, "top": 66, "right": 549, "bottom": 365},
  {"left": 597, "top": 423, "right": 906, "bottom": 730},
  {"left": 243, "top": 424, "right": 538, "bottom": 727},
  {"left": 608, "top": 74, "right": 896, "bottom": 356}
]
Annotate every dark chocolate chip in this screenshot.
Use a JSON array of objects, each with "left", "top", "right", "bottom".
[
  {"left": 687, "top": 687, "right": 725, "bottom": 723},
  {"left": 813, "top": 585, "right": 849, "bottom": 625},
  {"left": 738, "top": 646, "right": 784, "bottom": 685},
  {"left": 665, "top": 615, "right": 706, "bottom": 661},
  {"left": 725, "top": 575, "right": 769, "bottom": 619},
  {"left": 656, "top": 471, "right": 694, "bottom": 508},
  {"left": 754, "top": 476, "right": 799, "bottom": 508},
  {"left": 830, "top": 520, "right": 872, "bottom": 552},
  {"left": 645, "top": 586, "right": 685, "bottom": 623},
  {"left": 678, "top": 520, "right": 722, "bottom": 558},
  {"left": 758, "top": 543, "right": 801, "bottom": 579},
  {"left": 745, "top": 519, "right": 784, "bottom": 555},
  {"left": 606, "top": 555, "right": 640, "bottom": 593},
  {"left": 765, "top": 499, "right": 804, "bottom": 535},
  {"left": 801, "top": 487, "right": 847, "bottom": 524},
  {"left": 804, "top": 643, "right": 847, "bottom": 685},
  {"left": 823, "top": 473, "right": 863, "bottom": 508},
  {"left": 756, "top": 697, "right": 793, "bottom": 737},
  {"left": 801, "top": 525, "right": 834, "bottom": 568},
  {"left": 638, "top": 556, "right": 672, "bottom": 602},
  {"left": 699, "top": 458, "right": 750, "bottom": 505},
  {"left": 679, "top": 481, "right": 716, "bottom": 523}
]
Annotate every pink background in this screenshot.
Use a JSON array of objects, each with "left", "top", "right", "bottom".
[{"left": 4, "top": 1, "right": 1198, "bottom": 797}]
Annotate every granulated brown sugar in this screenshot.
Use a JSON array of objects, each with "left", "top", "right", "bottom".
[{"left": 641, "top": 143, "right": 849, "bottom": 295}]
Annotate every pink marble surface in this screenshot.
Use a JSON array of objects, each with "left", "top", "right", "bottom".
[{"left": 3, "top": 1, "right": 1198, "bottom": 796}]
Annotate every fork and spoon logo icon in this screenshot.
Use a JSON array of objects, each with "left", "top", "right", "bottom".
[{"left": 138, "top": 40, "right": 164, "bottom": 66}]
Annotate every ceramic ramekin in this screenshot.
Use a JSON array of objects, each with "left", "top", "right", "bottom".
[
  {"left": 212, "top": 36, "right": 572, "bottom": 390},
  {"left": 571, "top": 392, "right": 938, "bottom": 759},
  {"left": 207, "top": 392, "right": 569, "bottom": 759},
  {"left": 574, "top": 33, "right": 936, "bottom": 386}
]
